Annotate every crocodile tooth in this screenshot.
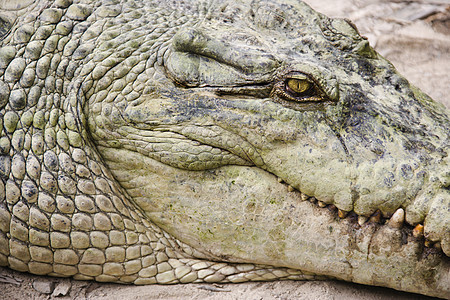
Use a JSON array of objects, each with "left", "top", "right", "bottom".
[
  {"left": 309, "top": 197, "right": 317, "bottom": 204},
  {"left": 358, "top": 215, "right": 368, "bottom": 226},
  {"left": 387, "top": 208, "right": 404, "bottom": 229},
  {"left": 277, "top": 177, "right": 283, "bottom": 183},
  {"left": 338, "top": 209, "right": 348, "bottom": 219},
  {"left": 424, "top": 240, "right": 433, "bottom": 248},
  {"left": 413, "top": 224, "right": 424, "bottom": 238},
  {"left": 300, "top": 193, "right": 309, "bottom": 201},
  {"left": 318, "top": 201, "right": 326, "bottom": 208},
  {"left": 369, "top": 210, "right": 382, "bottom": 223},
  {"left": 287, "top": 185, "right": 294, "bottom": 192}
]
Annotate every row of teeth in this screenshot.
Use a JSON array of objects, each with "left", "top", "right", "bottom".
[{"left": 280, "top": 179, "right": 442, "bottom": 251}]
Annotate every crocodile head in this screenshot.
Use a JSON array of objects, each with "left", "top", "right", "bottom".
[
  {"left": 0, "top": 0, "right": 448, "bottom": 297},
  {"left": 83, "top": 0, "right": 449, "bottom": 295}
]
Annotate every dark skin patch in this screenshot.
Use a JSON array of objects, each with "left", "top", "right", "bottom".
[{"left": 0, "top": 17, "right": 12, "bottom": 40}]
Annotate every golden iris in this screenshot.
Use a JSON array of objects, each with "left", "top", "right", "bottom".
[{"left": 286, "top": 78, "right": 310, "bottom": 94}]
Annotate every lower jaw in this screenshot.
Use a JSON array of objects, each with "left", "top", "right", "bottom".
[{"left": 98, "top": 147, "right": 449, "bottom": 297}]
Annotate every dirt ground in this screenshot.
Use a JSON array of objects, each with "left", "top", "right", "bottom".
[{"left": 1, "top": 0, "right": 449, "bottom": 299}]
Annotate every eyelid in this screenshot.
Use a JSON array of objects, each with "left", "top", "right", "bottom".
[{"left": 287, "top": 74, "right": 309, "bottom": 81}]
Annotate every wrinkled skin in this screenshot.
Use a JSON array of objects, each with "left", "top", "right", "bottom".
[{"left": 0, "top": 0, "right": 448, "bottom": 298}]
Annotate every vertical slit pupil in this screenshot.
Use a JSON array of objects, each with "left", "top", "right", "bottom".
[{"left": 287, "top": 79, "right": 310, "bottom": 94}]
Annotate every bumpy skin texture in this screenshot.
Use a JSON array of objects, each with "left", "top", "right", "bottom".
[{"left": 0, "top": 0, "right": 449, "bottom": 297}]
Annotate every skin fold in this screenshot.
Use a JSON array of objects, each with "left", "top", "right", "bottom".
[{"left": 0, "top": 0, "right": 448, "bottom": 297}]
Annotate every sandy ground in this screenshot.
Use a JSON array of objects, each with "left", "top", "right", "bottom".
[{"left": 1, "top": 0, "right": 449, "bottom": 299}]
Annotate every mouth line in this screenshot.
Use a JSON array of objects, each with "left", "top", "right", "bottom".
[
  {"left": 97, "top": 129, "right": 446, "bottom": 258},
  {"left": 273, "top": 175, "right": 444, "bottom": 254}
]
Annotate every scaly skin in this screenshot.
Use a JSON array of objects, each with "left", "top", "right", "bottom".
[{"left": 0, "top": 0, "right": 449, "bottom": 297}]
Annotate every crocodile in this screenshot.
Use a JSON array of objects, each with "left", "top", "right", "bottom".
[{"left": 0, "top": 0, "right": 449, "bottom": 297}]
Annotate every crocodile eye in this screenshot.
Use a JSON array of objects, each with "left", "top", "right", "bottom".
[
  {"left": 286, "top": 78, "right": 311, "bottom": 95},
  {"left": 282, "top": 75, "right": 320, "bottom": 101},
  {"left": 270, "top": 71, "right": 334, "bottom": 108}
]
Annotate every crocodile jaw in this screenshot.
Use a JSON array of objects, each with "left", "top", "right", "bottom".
[{"left": 98, "top": 146, "right": 450, "bottom": 298}]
